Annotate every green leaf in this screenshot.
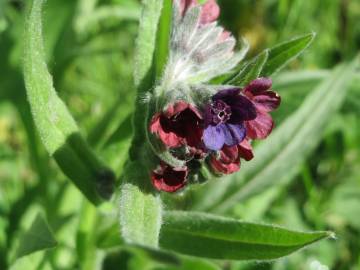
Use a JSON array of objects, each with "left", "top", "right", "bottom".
[
  {"left": 23, "top": 0, "right": 115, "bottom": 205},
  {"left": 155, "top": 0, "right": 172, "bottom": 80},
  {"left": 229, "top": 49, "right": 269, "bottom": 86},
  {"left": 119, "top": 161, "right": 162, "bottom": 247},
  {"left": 24, "top": 0, "right": 78, "bottom": 155},
  {"left": 160, "top": 211, "right": 332, "bottom": 260},
  {"left": 119, "top": 0, "right": 164, "bottom": 249},
  {"left": 133, "top": 0, "right": 164, "bottom": 88},
  {"left": 261, "top": 32, "right": 315, "bottom": 76},
  {"left": 76, "top": 201, "right": 98, "bottom": 269},
  {"left": 15, "top": 214, "right": 57, "bottom": 259},
  {"left": 130, "top": 0, "right": 164, "bottom": 160},
  {"left": 192, "top": 59, "right": 358, "bottom": 213}
]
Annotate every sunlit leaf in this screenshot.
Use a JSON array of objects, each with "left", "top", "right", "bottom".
[
  {"left": 23, "top": 0, "right": 115, "bottom": 205},
  {"left": 261, "top": 32, "right": 315, "bottom": 76},
  {"left": 155, "top": 0, "right": 172, "bottom": 80},
  {"left": 130, "top": 0, "right": 164, "bottom": 159},
  {"left": 133, "top": 0, "right": 164, "bottom": 88},
  {"left": 160, "top": 211, "right": 332, "bottom": 260},
  {"left": 229, "top": 49, "right": 269, "bottom": 86}
]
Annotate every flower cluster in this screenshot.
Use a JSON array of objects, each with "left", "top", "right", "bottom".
[{"left": 147, "top": 0, "right": 281, "bottom": 192}]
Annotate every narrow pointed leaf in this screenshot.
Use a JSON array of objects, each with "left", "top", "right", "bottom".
[
  {"left": 15, "top": 214, "right": 57, "bottom": 259},
  {"left": 160, "top": 211, "right": 332, "bottom": 260},
  {"left": 130, "top": 0, "right": 164, "bottom": 159},
  {"left": 24, "top": 0, "right": 115, "bottom": 205},
  {"left": 133, "top": 0, "right": 164, "bottom": 88},
  {"left": 155, "top": 0, "right": 172, "bottom": 80},
  {"left": 120, "top": 0, "right": 164, "bottom": 248},
  {"left": 261, "top": 32, "right": 315, "bottom": 76},
  {"left": 229, "top": 49, "right": 269, "bottom": 86}
]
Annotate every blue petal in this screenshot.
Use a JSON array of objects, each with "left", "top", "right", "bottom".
[
  {"left": 203, "top": 124, "right": 226, "bottom": 151},
  {"left": 224, "top": 123, "right": 246, "bottom": 146}
]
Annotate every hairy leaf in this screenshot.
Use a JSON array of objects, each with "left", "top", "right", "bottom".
[
  {"left": 24, "top": 0, "right": 115, "bottom": 205},
  {"left": 229, "top": 49, "right": 269, "bottom": 86},
  {"left": 130, "top": 0, "right": 164, "bottom": 160},
  {"left": 24, "top": 0, "right": 78, "bottom": 154},
  {"left": 155, "top": 0, "right": 172, "bottom": 80},
  {"left": 261, "top": 32, "right": 315, "bottom": 76},
  {"left": 160, "top": 211, "right": 332, "bottom": 260},
  {"left": 133, "top": 0, "right": 164, "bottom": 88}
]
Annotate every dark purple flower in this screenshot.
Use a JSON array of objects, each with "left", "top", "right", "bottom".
[
  {"left": 203, "top": 88, "right": 257, "bottom": 151},
  {"left": 150, "top": 101, "right": 203, "bottom": 149},
  {"left": 151, "top": 162, "right": 188, "bottom": 192},
  {"left": 243, "top": 78, "right": 281, "bottom": 139}
]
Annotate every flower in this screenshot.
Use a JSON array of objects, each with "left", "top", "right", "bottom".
[
  {"left": 179, "top": 0, "right": 220, "bottom": 24},
  {"left": 243, "top": 78, "right": 281, "bottom": 139},
  {"left": 150, "top": 101, "right": 203, "bottom": 148},
  {"left": 151, "top": 162, "right": 188, "bottom": 192},
  {"left": 209, "top": 139, "right": 254, "bottom": 174},
  {"left": 203, "top": 88, "right": 257, "bottom": 151},
  {"left": 165, "top": 0, "right": 238, "bottom": 85}
]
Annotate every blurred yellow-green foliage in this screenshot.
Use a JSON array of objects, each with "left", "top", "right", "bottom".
[{"left": 0, "top": 0, "right": 360, "bottom": 269}]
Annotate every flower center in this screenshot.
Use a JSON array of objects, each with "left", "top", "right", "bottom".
[{"left": 211, "top": 100, "right": 231, "bottom": 124}]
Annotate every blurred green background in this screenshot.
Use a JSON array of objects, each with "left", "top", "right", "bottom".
[{"left": 0, "top": 0, "right": 359, "bottom": 269}]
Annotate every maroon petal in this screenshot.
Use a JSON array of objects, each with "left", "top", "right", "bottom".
[
  {"left": 164, "top": 101, "right": 198, "bottom": 118},
  {"left": 252, "top": 91, "right": 281, "bottom": 112},
  {"left": 150, "top": 114, "right": 183, "bottom": 147},
  {"left": 243, "top": 77, "right": 272, "bottom": 95},
  {"left": 228, "top": 95, "right": 257, "bottom": 122},
  {"left": 209, "top": 145, "right": 240, "bottom": 174},
  {"left": 185, "top": 124, "right": 203, "bottom": 147},
  {"left": 150, "top": 101, "right": 203, "bottom": 149},
  {"left": 238, "top": 139, "right": 254, "bottom": 161},
  {"left": 151, "top": 163, "right": 188, "bottom": 192},
  {"left": 212, "top": 88, "right": 241, "bottom": 101},
  {"left": 220, "top": 145, "right": 239, "bottom": 163},
  {"left": 245, "top": 110, "right": 274, "bottom": 139}
]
